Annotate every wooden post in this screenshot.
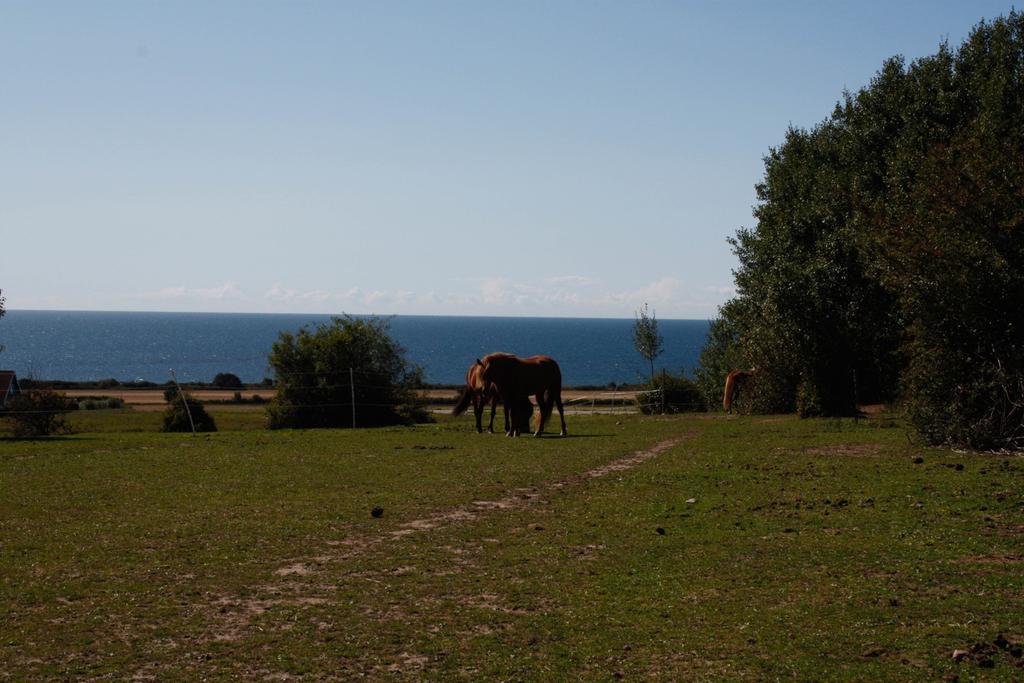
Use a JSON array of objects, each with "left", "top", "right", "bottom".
[
  {"left": 350, "top": 367, "right": 356, "bottom": 429},
  {"left": 661, "top": 369, "right": 667, "bottom": 414}
]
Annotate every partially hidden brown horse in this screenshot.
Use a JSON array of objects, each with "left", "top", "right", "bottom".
[
  {"left": 722, "top": 369, "right": 755, "bottom": 413},
  {"left": 452, "top": 353, "right": 512, "bottom": 433},
  {"left": 479, "top": 354, "right": 567, "bottom": 437}
]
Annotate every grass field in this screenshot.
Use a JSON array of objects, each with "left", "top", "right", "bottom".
[{"left": 1, "top": 408, "right": 1022, "bottom": 680}]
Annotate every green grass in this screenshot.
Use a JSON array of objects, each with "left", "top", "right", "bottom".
[{"left": 1, "top": 410, "right": 1022, "bottom": 680}]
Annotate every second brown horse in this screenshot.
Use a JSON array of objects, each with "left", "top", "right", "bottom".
[{"left": 479, "top": 354, "right": 567, "bottom": 437}]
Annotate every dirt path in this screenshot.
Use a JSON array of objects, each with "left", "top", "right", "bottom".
[
  {"left": 388, "top": 435, "right": 688, "bottom": 539},
  {"left": 201, "top": 432, "right": 694, "bottom": 645}
]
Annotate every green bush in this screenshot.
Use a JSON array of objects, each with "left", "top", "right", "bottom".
[
  {"left": 3, "top": 390, "right": 77, "bottom": 437},
  {"left": 77, "top": 396, "right": 126, "bottom": 411},
  {"left": 795, "top": 377, "right": 823, "bottom": 418},
  {"left": 902, "top": 342, "right": 1024, "bottom": 451},
  {"left": 212, "top": 373, "right": 243, "bottom": 389},
  {"left": 266, "top": 315, "right": 426, "bottom": 429},
  {"left": 161, "top": 395, "right": 217, "bottom": 433},
  {"left": 638, "top": 372, "right": 706, "bottom": 414}
]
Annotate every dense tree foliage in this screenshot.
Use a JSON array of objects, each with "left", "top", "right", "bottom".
[
  {"left": 266, "top": 315, "right": 426, "bottom": 429},
  {"left": 700, "top": 12, "right": 1024, "bottom": 447}
]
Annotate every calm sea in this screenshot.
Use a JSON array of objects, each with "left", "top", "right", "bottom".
[{"left": 0, "top": 310, "right": 711, "bottom": 386}]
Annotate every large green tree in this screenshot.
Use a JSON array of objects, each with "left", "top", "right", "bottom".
[
  {"left": 703, "top": 120, "right": 903, "bottom": 416},
  {"left": 700, "top": 12, "right": 1024, "bottom": 447},
  {"left": 266, "top": 315, "right": 426, "bottom": 429}
]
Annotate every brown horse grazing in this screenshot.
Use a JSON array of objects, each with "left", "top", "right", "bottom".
[
  {"left": 452, "top": 353, "right": 514, "bottom": 433},
  {"left": 723, "top": 369, "right": 755, "bottom": 413},
  {"left": 479, "top": 354, "right": 567, "bottom": 437}
]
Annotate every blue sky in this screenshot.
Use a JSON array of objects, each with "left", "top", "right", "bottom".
[{"left": 1, "top": 1, "right": 1016, "bottom": 318}]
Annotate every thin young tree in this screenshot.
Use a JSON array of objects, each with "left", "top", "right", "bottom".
[
  {"left": 0, "top": 288, "right": 5, "bottom": 354},
  {"left": 633, "top": 303, "right": 664, "bottom": 384}
]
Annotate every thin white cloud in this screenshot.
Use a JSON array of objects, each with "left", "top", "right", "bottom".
[
  {"left": 700, "top": 284, "right": 736, "bottom": 296},
  {"left": 545, "top": 275, "right": 597, "bottom": 287},
  {"left": 144, "top": 282, "right": 245, "bottom": 301},
  {"left": 480, "top": 278, "right": 511, "bottom": 306},
  {"left": 607, "top": 277, "right": 684, "bottom": 306},
  {"left": 119, "top": 276, "right": 731, "bottom": 317},
  {"left": 264, "top": 284, "right": 297, "bottom": 301}
]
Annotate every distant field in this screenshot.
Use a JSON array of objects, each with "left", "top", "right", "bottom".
[
  {"left": 59, "top": 388, "right": 640, "bottom": 413},
  {"left": 1, "top": 410, "right": 1022, "bottom": 680}
]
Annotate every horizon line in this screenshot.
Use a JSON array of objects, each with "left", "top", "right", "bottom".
[{"left": 4, "top": 307, "right": 714, "bottom": 323}]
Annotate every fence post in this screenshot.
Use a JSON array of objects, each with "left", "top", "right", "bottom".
[
  {"left": 661, "top": 369, "right": 667, "bottom": 415},
  {"left": 852, "top": 369, "right": 859, "bottom": 425},
  {"left": 350, "top": 367, "right": 356, "bottom": 428}
]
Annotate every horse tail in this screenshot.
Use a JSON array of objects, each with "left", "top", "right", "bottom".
[
  {"left": 452, "top": 386, "right": 474, "bottom": 416},
  {"left": 723, "top": 372, "right": 736, "bottom": 412},
  {"left": 539, "top": 390, "right": 554, "bottom": 429}
]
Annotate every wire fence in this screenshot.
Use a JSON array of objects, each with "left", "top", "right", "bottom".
[{"left": 1, "top": 371, "right": 708, "bottom": 418}]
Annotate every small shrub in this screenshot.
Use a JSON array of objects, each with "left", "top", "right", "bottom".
[
  {"left": 3, "top": 390, "right": 77, "bottom": 437},
  {"left": 638, "top": 372, "right": 706, "bottom": 414},
  {"left": 78, "top": 396, "right": 126, "bottom": 411},
  {"left": 796, "top": 377, "right": 824, "bottom": 418},
  {"left": 902, "top": 343, "right": 1024, "bottom": 450},
  {"left": 161, "top": 395, "right": 217, "bottom": 433},
  {"left": 212, "top": 373, "right": 244, "bottom": 389},
  {"left": 250, "top": 394, "right": 266, "bottom": 404}
]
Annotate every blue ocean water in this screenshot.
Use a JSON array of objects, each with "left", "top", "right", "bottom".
[{"left": 0, "top": 310, "right": 711, "bottom": 386}]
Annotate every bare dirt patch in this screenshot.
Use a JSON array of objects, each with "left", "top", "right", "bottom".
[
  {"left": 955, "top": 555, "right": 1024, "bottom": 565},
  {"left": 274, "top": 562, "right": 314, "bottom": 577},
  {"left": 804, "top": 444, "right": 885, "bottom": 457},
  {"left": 384, "top": 652, "right": 431, "bottom": 673},
  {"left": 210, "top": 596, "right": 328, "bottom": 642}
]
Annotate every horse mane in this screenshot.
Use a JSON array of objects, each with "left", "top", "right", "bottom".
[{"left": 452, "top": 353, "right": 514, "bottom": 416}]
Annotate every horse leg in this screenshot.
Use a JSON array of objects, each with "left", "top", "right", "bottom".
[
  {"left": 532, "top": 393, "right": 546, "bottom": 437},
  {"left": 504, "top": 397, "right": 517, "bottom": 437},
  {"left": 473, "top": 394, "right": 484, "bottom": 433},
  {"left": 486, "top": 394, "right": 497, "bottom": 433},
  {"left": 554, "top": 391, "right": 567, "bottom": 436}
]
